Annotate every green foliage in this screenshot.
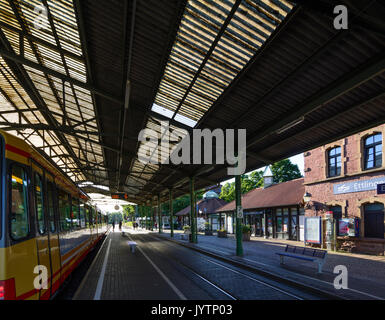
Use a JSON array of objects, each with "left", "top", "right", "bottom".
[
  {"left": 219, "top": 171, "right": 263, "bottom": 202},
  {"left": 160, "top": 189, "right": 205, "bottom": 215},
  {"left": 219, "top": 159, "right": 302, "bottom": 202},
  {"left": 242, "top": 224, "right": 251, "bottom": 234},
  {"left": 109, "top": 212, "right": 123, "bottom": 223},
  {"left": 271, "top": 159, "right": 302, "bottom": 183},
  {"left": 122, "top": 204, "right": 135, "bottom": 220}
]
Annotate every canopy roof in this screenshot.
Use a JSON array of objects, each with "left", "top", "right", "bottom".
[
  {"left": 216, "top": 178, "right": 304, "bottom": 213},
  {"left": 175, "top": 196, "right": 228, "bottom": 216},
  {"left": 0, "top": 0, "right": 384, "bottom": 204}
]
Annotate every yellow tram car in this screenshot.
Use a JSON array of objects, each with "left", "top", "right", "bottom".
[{"left": 0, "top": 130, "right": 109, "bottom": 300}]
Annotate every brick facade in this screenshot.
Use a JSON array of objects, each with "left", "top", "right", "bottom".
[{"left": 304, "top": 124, "right": 385, "bottom": 255}]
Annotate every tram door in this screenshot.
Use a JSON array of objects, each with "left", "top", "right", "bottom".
[
  {"left": 32, "top": 163, "right": 52, "bottom": 299},
  {"left": 45, "top": 173, "right": 61, "bottom": 296}
]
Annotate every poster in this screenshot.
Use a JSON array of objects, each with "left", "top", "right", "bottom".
[
  {"left": 304, "top": 217, "right": 321, "bottom": 244},
  {"left": 339, "top": 218, "right": 356, "bottom": 236}
]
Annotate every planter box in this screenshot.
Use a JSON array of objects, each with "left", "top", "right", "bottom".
[
  {"left": 217, "top": 231, "right": 227, "bottom": 238},
  {"left": 242, "top": 232, "right": 251, "bottom": 241},
  {"left": 205, "top": 230, "right": 213, "bottom": 236}
]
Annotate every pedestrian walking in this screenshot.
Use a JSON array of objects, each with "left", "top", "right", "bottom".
[
  {"left": 119, "top": 220, "right": 122, "bottom": 231},
  {"left": 112, "top": 220, "right": 115, "bottom": 231}
]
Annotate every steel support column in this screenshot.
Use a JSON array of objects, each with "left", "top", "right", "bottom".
[
  {"left": 151, "top": 200, "right": 154, "bottom": 231},
  {"left": 190, "top": 177, "right": 197, "bottom": 243},
  {"left": 235, "top": 174, "right": 243, "bottom": 256},
  {"left": 146, "top": 205, "right": 150, "bottom": 230},
  {"left": 169, "top": 189, "right": 174, "bottom": 238},
  {"left": 158, "top": 194, "right": 162, "bottom": 233}
]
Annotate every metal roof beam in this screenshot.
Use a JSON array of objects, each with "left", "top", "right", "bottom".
[
  {"left": 247, "top": 51, "right": 385, "bottom": 149},
  {"left": 0, "top": 47, "right": 122, "bottom": 105},
  {"left": 0, "top": 20, "right": 83, "bottom": 61}
]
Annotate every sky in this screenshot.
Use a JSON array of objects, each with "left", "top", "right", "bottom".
[{"left": 220, "top": 153, "right": 304, "bottom": 185}]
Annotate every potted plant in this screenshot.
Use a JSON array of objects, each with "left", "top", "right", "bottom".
[
  {"left": 204, "top": 222, "right": 213, "bottom": 235},
  {"left": 242, "top": 224, "right": 251, "bottom": 241},
  {"left": 217, "top": 228, "right": 227, "bottom": 238}
]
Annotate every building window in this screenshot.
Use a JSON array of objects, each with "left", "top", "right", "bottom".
[
  {"left": 328, "top": 147, "right": 341, "bottom": 177},
  {"left": 364, "top": 133, "right": 382, "bottom": 170}
]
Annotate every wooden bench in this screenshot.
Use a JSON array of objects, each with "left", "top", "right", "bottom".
[
  {"left": 276, "top": 245, "right": 327, "bottom": 273},
  {"left": 127, "top": 241, "right": 137, "bottom": 253}
]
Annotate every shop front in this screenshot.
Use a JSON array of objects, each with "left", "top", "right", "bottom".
[{"left": 216, "top": 178, "right": 305, "bottom": 241}]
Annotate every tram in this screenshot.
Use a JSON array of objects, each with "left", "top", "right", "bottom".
[{"left": 0, "top": 130, "right": 109, "bottom": 300}]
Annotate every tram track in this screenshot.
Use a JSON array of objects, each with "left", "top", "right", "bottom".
[{"left": 128, "top": 232, "right": 310, "bottom": 300}]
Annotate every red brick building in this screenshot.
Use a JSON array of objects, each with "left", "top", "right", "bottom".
[{"left": 304, "top": 124, "right": 385, "bottom": 255}]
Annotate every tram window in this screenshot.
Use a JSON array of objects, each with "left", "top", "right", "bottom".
[
  {"left": 80, "top": 202, "right": 86, "bottom": 228},
  {"left": 58, "top": 190, "right": 71, "bottom": 231},
  {"left": 90, "top": 207, "right": 95, "bottom": 226},
  {"left": 72, "top": 198, "right": 80, "bottom": 230},
  {"left": 46, "top": 181, "right": 56, "bottom": 233},
  {"left": 34, "top": 173, "right": 45, "bottom": 234},
  {"left": 85, "top": 205, "right": 89, "bottom": 227},
  {"left": 10, "top": 165, "right": 29, "bottom": 240}
]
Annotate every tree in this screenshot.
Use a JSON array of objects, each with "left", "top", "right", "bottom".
[
  {"left": 220, "top": 170, "right": 264, "bottom": 202},
  {"left": 271, "top": 159, "right": 302, "bottom": 183},
  {"left": 122, "top": 204, "right": 135, "bottom": 221},
  {"left": 109, "top": 212, "right": 123, "bottom": 223},
  {"left": 219, "top": 182, "right": 235, "bottom": 202}
]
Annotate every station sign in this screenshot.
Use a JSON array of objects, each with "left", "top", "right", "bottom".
[
  {"left": 111, "top": 193, "right": 129, "bottom": 200},
  {"left": 333, "top": 176, "right": 385, "bottom": 194},
  {"left": 236, "top": 206, "right": 243, "bottom": 219},
  {"left": 377, "top": 183, "right": 385, "bottom": 195}
]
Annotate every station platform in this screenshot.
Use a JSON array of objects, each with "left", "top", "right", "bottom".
[
  {"left": 72, "top": 226, "right": 385, "bottom": 300},
  {"left": 73, "top": 229, "right": 188, "bottom": 300},
  {"left": 156, "top": 229, "right": 385, "bottom": 300},
  {"left": 72, "top": 228, "right": 326, "bottom": 300}
]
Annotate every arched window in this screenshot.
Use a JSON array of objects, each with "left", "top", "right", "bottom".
[
  {"left": 364, "top": 133, "right": 382, "bottom": 169},
  {"left": 328, "top": 147, "right": 341, "bottom": 177}
]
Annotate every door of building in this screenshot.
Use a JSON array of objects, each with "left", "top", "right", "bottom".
[
  {"left": 364, "top": 203, "right": 384, "bottom": 239},
  {"left": 290, "top": 211, "right": 298, "bottom": 240}
]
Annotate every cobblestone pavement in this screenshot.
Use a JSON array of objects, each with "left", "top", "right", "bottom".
[
  {"left": 73, "top": 228, "right": 323, "bottom": 300},
  {"left": 158, "top": 229, "right": 385, "bottom": 300}
]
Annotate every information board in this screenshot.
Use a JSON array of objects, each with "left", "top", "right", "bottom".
[
  {"left": 304, "top": 217, "right": 322, "bottom": 244},
  {"left": 339, "top": 218, "right": 358, "bottom": 237}
]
